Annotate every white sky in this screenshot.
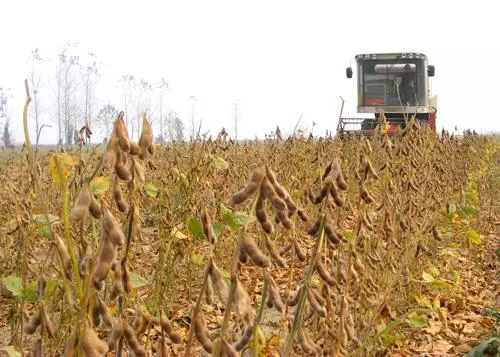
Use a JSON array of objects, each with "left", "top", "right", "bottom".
[{"left": 1, "top": 0, "right": 499, "bottom": 144}]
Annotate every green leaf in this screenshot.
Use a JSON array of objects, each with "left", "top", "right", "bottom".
[
  {"left": 22, "top": 281, "right": 38, "bottom": 303},
  {"left": 432, "top": 279, "right": 454, "bottom": 289},
  {"left": 212, "top": 223, "right": 222, "bottom": 238},
  {"left": 433, "top": 297, "right": 441, "bottom": 310},
  {"left": 187, "top": 218, "right": 204, "bottom": 240},
  {"left": 380, "top": 331, "right": 397, "bottom": 347},
  {"left": 222, "top": 210, "right": 248, "bottom": 230},
  {"left": 465, "top": 190, "right": 479, "bottom": 204},
  {"left": 463, "top": 206, "right": 475, "bottom": 217},
  {"left": 447, "top": 203, "right": 457, "bottom": 215},
  {"left": 414, "top": 295, "right": 433, "bottom": 310},
  {"left": 129, "top": 272, "right": 150, "bottom": 289},
  {"left": 408, "top": 312, "right": 428, "bottom": 327},
  {"left": 191, "top": 253, "right": 205, "bottom": 267},
  {"left": 467, "top": 229, "right": 481, "bottom": 245},
  {"left": 145, "top": 183, "right": 158, "bottom": 198},
  {"left": 90, "top": 176, "right": 111, "bottom": 195},
  {"left": 0, "top": 346, "right": 21, "bottom": 357},
  {"left": 422, "top": 272, "right": 435, "bottom": 283},
  {"left": 343, "top": 230, "right": 354, "bottom": 240},
  {"left": 31, "top": 214, "right": 60, "bottom": 238},
  {"left": 1, "top": 276, "right": 23, "bottom": 298},
  {"left": 211, "top": 155, "right": 229, "bottom": 171},
  {"left": 43, "top": 279, "right": 58, "bottom": 301}
]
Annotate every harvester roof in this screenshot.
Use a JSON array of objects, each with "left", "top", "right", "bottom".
[{"left": 355, "top": 53, "right": 427, "bottom": 61}]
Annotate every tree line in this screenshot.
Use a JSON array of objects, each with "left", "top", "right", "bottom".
[{"left": 1, "top": 43, "right": 186, "bottom": 148}]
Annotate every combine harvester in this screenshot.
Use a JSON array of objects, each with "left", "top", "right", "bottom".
[{"left": 337, "top": 52, "right": 437, "bottom": 136}]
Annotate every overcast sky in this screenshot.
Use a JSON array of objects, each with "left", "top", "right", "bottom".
[{"left": 1, "top": 0, "right": 499, "bottom": 144}]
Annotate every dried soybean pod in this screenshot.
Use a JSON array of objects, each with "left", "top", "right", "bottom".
[
  {"left": 267, "top": 292, "right": 274, "bottom": 308},
  {"left": 279, "top": 243, "right": 292, "bottom": 256},
  {"left": 160, "top": 311, "right": 182, "bottom": 344},
  {"left": 276, "top": 210, "right": 293, "bottom": 229},
  {"left": 285, "top": 196, "right": 297, "bottom": 213},
  {"left": 24, "top": 310, "right": 42, "bottom": 335},
  {"left": 96, "top": 296, "right": 113, "bottom": 328},
  {"left": 221, "top": 338, "right": 239, "bottom": 357},
  {"left": 264, "top": 236, "right": 286, "bottom": 268},
  {"left": 115, "top": 114, "right": 130, "bottom": 152},
  {"left": 124, "top": 322, "right": 147, "bottom": 357},
  {"left": 205, "top": 275, "right": 214, "bottom": 304},
  {"left": 241, "top": 235, "right": 270, "bottom": 268},
  {"left": 310, "top": 287, "right": 326, "bottom": 306},
  {"left": 130, "top": 142, "right": 141, "bottom": 156},
  {"left": 234, "top": 325, "right": 253, "bottom": 351},
  {"left": 113, "top": 179, "right": 129, "bottom": 213},
  {"left": 336, "top": 171, "right": 348, "bottom": 190},
  {"left": 109, "top": 262, "right": 124, "bottom": 300},
  {"left": 131, "top": 159, "right": 145, "bottom": 185},
  {"left": 231, "top": 164, "right": 265, "bottom": 204},
  {"left": 294, "top": 240, "right": 306, "bottom": 262},
  {"left": 324, "top": 223, "right": 340, "bottom": 245},
  {"left": 115, "top": 150, "right": 132, "bottom": 181},
  {"left": 70, "top": 182, "right": 92, "bottom": 221},
  {"left": 63, "top": 329, "right": 78, "bottom": 356},
  {"left": 92, "top": 299, "right": 101, "bottom": 327},
  {"left": 107, "top": 318, "right": 124, "bottom": 352},
  {"left": 93, "top": 234, "right": 115, "bottom": 284},
  {"left": 307, "top": 217, "right": 321, "bottom": 236},
  {"left": 265, "top": 166, "right": 288, "bottom": 199},
  {"left": 81, "top": 326, "right": 109, "bottom": 356},
  {"left": 158, "top": 338, "right": 170, "bottom": 357},
  {"left": 210, "top": 261, "right": 229, "bottom": 303},
  {"left": 261, "top": 221, "right": 274, "bottom": 235},
  {"left": 103, "top": 130, "right": 118, "bottom": 169},
  {"left": 287, "top": 287, "right": 300, "bottom": 306},
  {"left": 432, "top": 225, "right": 442, "bottom": 241},
  {"left": 321, "top": 161, "right": 332, "bottom": 181},
  {"left": 201, "top": 207, "right": 216, "bottom": 244},
  {"left": 298, "top": 327, "right": 315, "bottom": 355},
  {"left": 329, "top": 183, "right": 344, "bottom": 207},
  {"left": 313, "top": 180, "right": 330, "bottom": 204},
  {"left": 88, "top": 195, "right": 102, "bottom": 219},
  {"left": 102, "top": 208, "right": 125, "bottom": 246},
  {"left": 233, "top": 278, "right": 255, "bottom": 326},
  {"left": 354, "top": 256, "right": 365, "bottom": 273},
  {"left": 193, "top": 310, "right": 213, "bottom": 353},
  {"left": 297, "top": 208, "right": 309, "bottom": 222},
  {"left": 139, "top": 116, "right": 154, "bottom": 159},
  {"left": 315, "top": 258, "right": 336, "bottom": 286},
  {"left": 268, "top": 277, "right": 284, "bottom": 312},
  {"left": 54, "top": 234, "right": 72, "bottom": 277},
  {"left": 239, "top": 249, "right": 249, "bottom": 264},
  {"left": 307, "top": 287, "right": 326, "bottom": 318},
  {"left": 261, "top": 178, "right": 287, "bottom": 211},
  {"left": 122, "top": 260, "right": 132, "bottom": 293}
]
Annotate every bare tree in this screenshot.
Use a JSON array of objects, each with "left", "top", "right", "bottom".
[
  {"left": 80, "top": 51, "right": 99, "bottom": 130},
  {"left": 189, "top": 96, "right": 197, "bottom": 139},
  {"left": 118, "top": 74, "right": 135, "bottom": 132},
  {"left": 155, "top": 78, "right": 169, "bottom": 143},
  {"left": 0, "top": 87, "right": 13, "bottom": 147},
  {"left": 233, "top": 99, "right": 240, "bottom": 141},
  {"left": 95, "top": 103, "right": 118, "bottom": 140},
  {"left": 54, "top": 42, "right": 81, "bottom": 146},
  {"left": 27, "top": 48, "right": 44, "bottom": 148},
  {"left": 165, "top": 111, "right": 184, "bottom": 142}
]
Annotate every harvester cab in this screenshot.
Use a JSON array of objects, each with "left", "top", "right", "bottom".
[{"left": 337, "top": 53, "right": 437, "bottom": 136}]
